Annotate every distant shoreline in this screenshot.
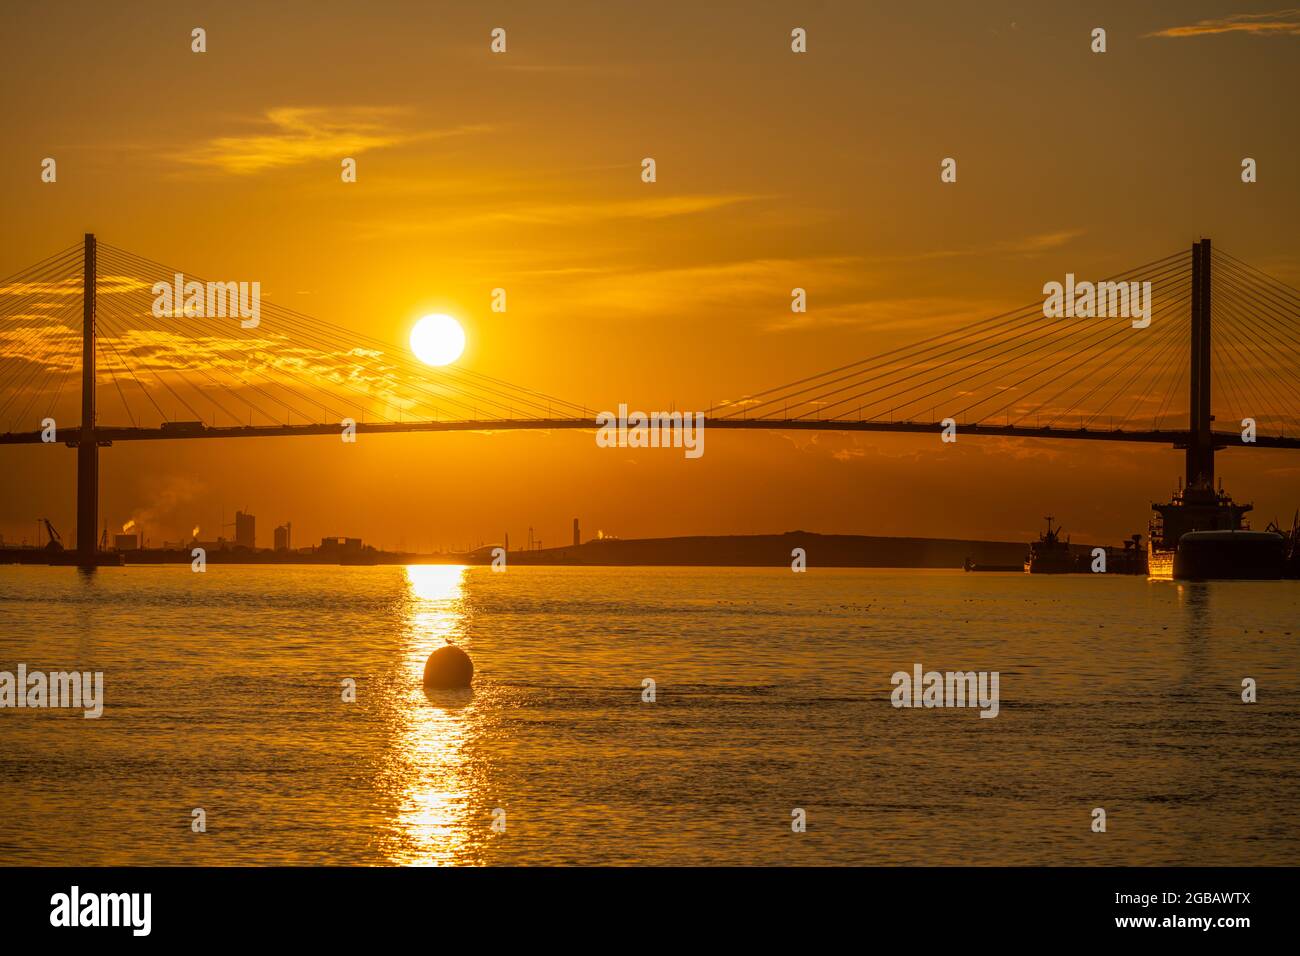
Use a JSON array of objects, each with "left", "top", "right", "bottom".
[{"left": 0, "top": 531, "right": 1104, "bottom": 570}]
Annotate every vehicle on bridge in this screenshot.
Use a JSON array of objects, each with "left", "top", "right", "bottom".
[{"left": 160, "top": 420, "right": 207, "bottom": 434}]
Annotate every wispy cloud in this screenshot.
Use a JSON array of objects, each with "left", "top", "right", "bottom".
[
  {"left": 873, "top": 229, "right": 1086, "bottom": 264},
  {"left": 764, "top": 295, "right": 1011, "bottom": 333},
  {"left": 487, "top": 194, "right": 764, "bottom": 225},
  {"left": 498, "top": 62, "right": 611, "bottom": 74},
  {"left": 554, "top": 255, "right": 862, "bottom": 319},
  {"left": 1000, "top": 229, "right": 1086, "bottom": 253},
  {"left": 168, "top": 107, "right": 487, "bottom": 174},
  {"left": 1146, "top": 8, "right": 1300, "bottom": 38},
  {"left": 355, "top": 193, "right": 763, "bottom": 238},
  {"left": 0, "top": 277, "right": 82, "bottom": 297}
]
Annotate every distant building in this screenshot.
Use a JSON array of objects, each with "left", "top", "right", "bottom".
[
  {"left": 573, "top": 518, "right": 580, "bottom": 547},
  {"left": 318, "top": 536, "right": 363, "bottom": 556},
  {"left": 234, "top": 511, "right": 255, "bottom": 549},
  {"left": 114, "top": 533, "right": 139, "bottom": 551},
  {"left": 274, "top": 522, "right": 292, "bottom": 551}
]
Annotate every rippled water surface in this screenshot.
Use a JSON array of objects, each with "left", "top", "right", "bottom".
[{"left": 1, "top": 565, "right": 1297, "bottom": 865}]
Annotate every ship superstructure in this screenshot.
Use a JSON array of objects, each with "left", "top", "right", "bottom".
[
  {"left": 1147, "top": 239, "right": 1285, "bottom": 579},
  {"left": 1024, "top": 516, "right": 1076, "bottom": 574}
]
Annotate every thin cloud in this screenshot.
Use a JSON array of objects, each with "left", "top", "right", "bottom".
[
  {"left": 498, "top": 62, "right": 611, "bottom": 74},
  {"left": 464, "top": 194, "right": 764, "bottom": 227},
  {"left": 0, "top": 275, "right": 150, "bottom": 297},
  {"left": 356, "top": 193, "right": 764, "bottom": 238},
  {"left": 1146, "top": 8, "right": 1300, "bottom": 38},
  {"left": 874, "top": 229, "right": 1086, "bottom": 264},
  {"left": 765, "top": 295, "right": 1012, "bottom": 333},
  {"left": 1000, "top": 230, "right": 1085, "bottom": 253},
  {"left": 168, "top": 107, "right": 488, "bottom": 174},
  {"left": 555, "top": 255, "right": 863, "bottom": 320}
]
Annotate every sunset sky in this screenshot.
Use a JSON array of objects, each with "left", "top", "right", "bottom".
[{"left": 2, "top": 1, "right": 1298, "bottom": 550}]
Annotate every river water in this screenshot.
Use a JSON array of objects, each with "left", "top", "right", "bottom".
[{"left": 1, "top": 565, "right": 1297, "bottom": 865}]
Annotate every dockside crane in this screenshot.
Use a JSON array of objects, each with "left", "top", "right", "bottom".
[{"left": 39, "top": 518, "right": 64, "bottom": 552}]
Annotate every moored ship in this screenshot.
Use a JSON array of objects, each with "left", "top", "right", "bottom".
[
  {"left": 1148, "top": 478, "right": 1284, "bottom": 580},
  {"left": 1144, "top": 238, "right": 1288, "bottom": 582},
  {"left": 1024, "top": 517, "right": 1077, "bottom": 574}
]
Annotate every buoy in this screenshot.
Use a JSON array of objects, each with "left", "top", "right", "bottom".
[{"left": 423, "top": 644, "right": 473, "bottom": 689}]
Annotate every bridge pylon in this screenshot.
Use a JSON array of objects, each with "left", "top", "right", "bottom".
[
  {"left": 1186, "top": 238, "right": 1218, "bottom": 489},
  {"left": 76, "top": 233, "right": 97, "bottom": 566}
]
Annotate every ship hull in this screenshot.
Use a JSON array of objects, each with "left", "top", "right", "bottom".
[
  {"left": 1147, "top": 548, "right": 1175, "bottom": 580},
  {"left": 1023, "top": 555, "right": 1075, "bottom": 574},
  {"left": 1149, "top": 532, "right": 1285, "bottom": 581}
]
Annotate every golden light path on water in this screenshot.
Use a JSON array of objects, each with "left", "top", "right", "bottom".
[{"left": 385, "top": 565, "right": 477, "bottom": 866}]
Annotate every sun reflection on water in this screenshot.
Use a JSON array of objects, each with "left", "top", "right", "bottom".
[{"left": 384, "top": 565, "right": 482, "bottom": 866}]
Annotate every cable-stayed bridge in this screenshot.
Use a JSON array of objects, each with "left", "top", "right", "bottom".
[{"left": 2, "top": 235, "right": 1298, "bottom": 564}]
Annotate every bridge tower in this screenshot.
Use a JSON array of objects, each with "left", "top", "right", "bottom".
[
  {"left": 1186, "top": 238, "right": 1216, "bottom": 488},
  {"left": 77, "top": 233, "right": 98, "bottom": 565}
]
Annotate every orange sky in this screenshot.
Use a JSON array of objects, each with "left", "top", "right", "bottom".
[{"left": 2, "top": 1, "right": 1298, "bottom": 550}]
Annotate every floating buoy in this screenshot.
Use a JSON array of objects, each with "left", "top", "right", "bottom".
[{"left": 423, "top": 644, "right": 473, "bottom": 689}]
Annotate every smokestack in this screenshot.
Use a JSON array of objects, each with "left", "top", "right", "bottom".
[{"left": 573, "top": 518, "right": 580, "bottom": 548}]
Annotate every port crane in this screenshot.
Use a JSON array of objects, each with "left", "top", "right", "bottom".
[
  {"left": 38, "top": 518, "right": 64, "bottom": 552},
  {"left": 1265, "top": 510, "right": 1300, "bottom": 575}
]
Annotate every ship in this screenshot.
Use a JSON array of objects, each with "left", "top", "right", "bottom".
[
  {"left": 1148, "top": 478, "right": 1284, "bottom": 580},
  {"left": 1102, "top": 534, "right": 1148, "bottom": 575},
  {"left": 1143, "top": 238, "right": 1288, "bottom": 581},
  {"left": 1024, "top": 516, "right": 1077, "bottom": 574}
]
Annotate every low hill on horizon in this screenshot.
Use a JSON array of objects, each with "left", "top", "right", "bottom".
[{"left": 474, "top": 530, "right": 1079, "bottom": 569}]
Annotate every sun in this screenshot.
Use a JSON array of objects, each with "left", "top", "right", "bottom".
[{"left": 410, "top": 314, "right": 466, "bottom": 366}]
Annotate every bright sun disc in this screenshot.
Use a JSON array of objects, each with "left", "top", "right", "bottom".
[{"left": 410, "top": 314, "right": 466, "bottom": 366}]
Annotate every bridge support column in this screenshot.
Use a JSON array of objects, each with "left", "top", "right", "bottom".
[
  {"left": 77, "top": 233, "right": 97, "bottom": 566},
  {"left": 1187, "top": 238, "right": 1214, "bottom": 488}
]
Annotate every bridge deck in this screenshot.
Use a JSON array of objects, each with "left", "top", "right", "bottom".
[{"left": 2, "top": 419, "right": 1297, "bottom": 449}]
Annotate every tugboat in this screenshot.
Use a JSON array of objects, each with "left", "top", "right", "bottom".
[
  {"left": 1149, "top": 477, "right": 1284, "bottom": 580},
  {"left": 1024, "top": 516, "right": 1077, "bottom": 574}
]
